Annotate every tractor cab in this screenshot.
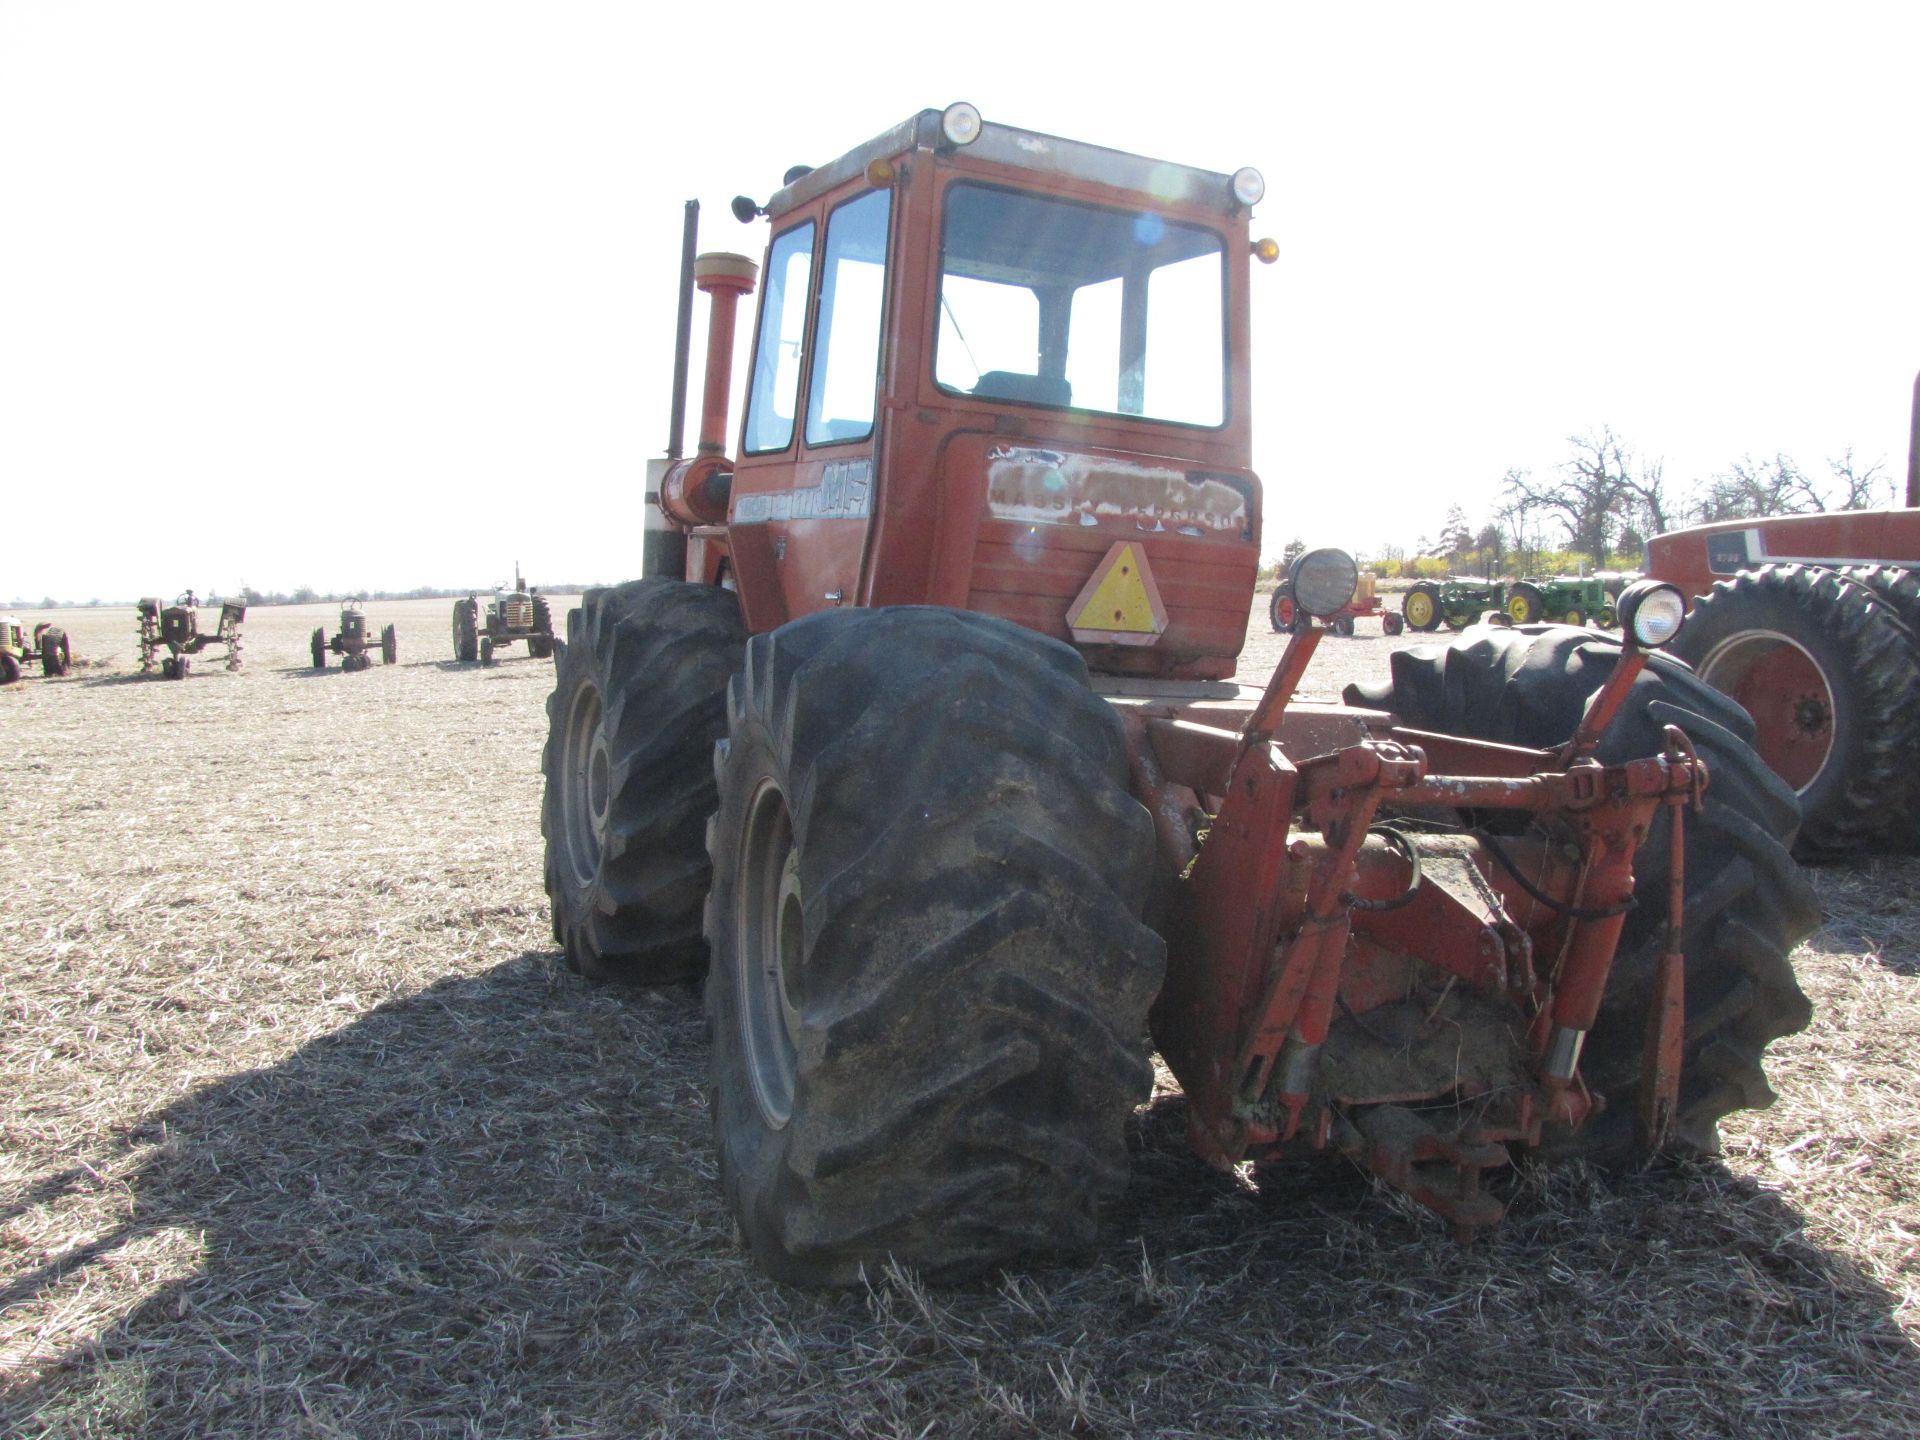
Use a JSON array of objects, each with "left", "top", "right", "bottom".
[{"left": 655, "top": 105, "right": 1269, "bottom": 680}]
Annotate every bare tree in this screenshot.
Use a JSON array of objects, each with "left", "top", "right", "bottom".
[
  {"left": 1620, "top": 455, "right": 1671, "bottom": 538},
  {"left": 1502, "top": 431, "right": 1631, "bottom": 562},
  {"left": 1828, "top": 448, "right": 1891, "bottom": 511},
  {"left": 1699, "top": 454, "right": 1828, "bottom": 522}
]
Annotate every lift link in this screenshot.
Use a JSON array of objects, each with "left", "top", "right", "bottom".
[{"left": 1637, "top": 725, "right": 1707, "bottom": 1151}]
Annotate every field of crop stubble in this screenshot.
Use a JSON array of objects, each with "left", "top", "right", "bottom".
[{"left": 4, "top": 594, "right": 1919, "bottom": 1438}]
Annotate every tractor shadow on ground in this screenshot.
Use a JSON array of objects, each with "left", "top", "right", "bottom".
[{"left": 8, "top": 957, "right": 1918, "bottom": 1437}]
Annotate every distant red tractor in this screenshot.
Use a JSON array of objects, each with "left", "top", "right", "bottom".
[
  {"left": 1644, "top": 375, "right": 1920, "bottom": 858},
  {"left": 311, "top": 602, "right": 397, "bottom": 672},
  {"left": 1269, "top": 570, "right": 1404, "bottom": 636},
  {"left": 542, "top": 107, "right": 1814, "bottom": 1285}
]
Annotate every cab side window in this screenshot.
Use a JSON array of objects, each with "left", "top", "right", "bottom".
[
  {"left": 805, "top": 190, "right": 891, "bottom": 447},
  {"left": 743, "top": 222, "right": 816, "bottom": 454}
]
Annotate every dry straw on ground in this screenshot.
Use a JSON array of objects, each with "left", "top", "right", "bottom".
[{"left": 3, "top": 598, "right": 1917, "bottom": 1437}]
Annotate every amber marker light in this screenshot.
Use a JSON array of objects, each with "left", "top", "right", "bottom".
[
  {"left": 865, "top": 157, "right": 896, "bottom": 187},
  {"left": 1252, "top": 237, "right": 1280, "bottom": 264}
]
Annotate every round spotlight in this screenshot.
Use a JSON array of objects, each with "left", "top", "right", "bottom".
[
  {"left": 941, "top": 102, "right": 983, "bottom": 147},
  {"left": 1618, "top": 580, "right": 1687, "bottom": 647},
  {"left": 1290, "top": 548, "right": 1360, "bottom": 618},
  {"left": 1231, "top": 167, "right": 1265, "bottom": 207}
]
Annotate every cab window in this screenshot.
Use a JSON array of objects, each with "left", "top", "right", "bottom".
[
  {"left": 805, "top": 189, "right": 891, "bottom": 447},
  {"left": 936, "top": 183, "right": 1225, "bottom": 426},
  {"left": 743, "top": 222, "right": 816, "bottom": 454}
]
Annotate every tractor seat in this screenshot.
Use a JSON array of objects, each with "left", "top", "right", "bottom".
[{"left": 971, "top": 371, "right": 1071, "bottom": 408}]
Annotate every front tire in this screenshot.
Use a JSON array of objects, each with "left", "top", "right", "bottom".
[
  {"left": 311, "top": 628, "right": 327, "bottom": 669},
  {"left": 542, "top": 580, "right": 747, "bottom": 982},
  {"left": 704, "top": 608, "right": 1165, "bottom": 1285},
  {"left": 1346, "top": 624, "right": 1817, "bottom": 1163}
]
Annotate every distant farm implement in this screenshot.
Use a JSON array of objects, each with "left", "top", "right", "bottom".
[
  {"left": 311, "top": 601, "right": 397, "bottom": 671},
  {"left": 137, "top": 592, "right": 244, "bottom": 679}
]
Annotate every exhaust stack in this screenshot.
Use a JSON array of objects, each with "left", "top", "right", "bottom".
[{"left": 658, "top": 253, "right": 758, "bottom": 530}]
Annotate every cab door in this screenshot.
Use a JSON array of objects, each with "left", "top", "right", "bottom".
[{"left": 729, "top": 186, "right": 891, "bottom": 629}]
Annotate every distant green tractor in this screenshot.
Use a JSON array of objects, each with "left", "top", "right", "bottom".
[
  {"left": 0, "top": 615, "right": 71, "bottom": 684},
  {"left": 1400, "top": 578, "right": 1508, "bottom": 631},
  {"left": 1526, "top": 575, "right": 1616, "bottom": 628},
  {"left": 1401, "top": 575, "right": 1618, "bottom": 631}
]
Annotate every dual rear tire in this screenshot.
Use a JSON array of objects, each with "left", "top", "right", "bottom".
[{"left": 543, "top": 593, "right": 1164, "bottom": 1283}]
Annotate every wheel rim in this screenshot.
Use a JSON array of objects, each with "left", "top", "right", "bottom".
[
  {"left": 558, "top": 683, "right": 611, "bottom": 887},
  {"left": 736, "top": 778, "right": 803, "bottom": 1130},
  {"left": 1697, "top": 630, "right": 1836, "bottom": 792},
  {"left": 1506, "top": 594, "right": 1532, "bottom": 622},
  {"left": 1406, "top": 592, "right": 1433, "bottom": 627},
  {"left": 1565, "top": 610, "right": 1583, "bottom": 627},
  {"left": 1274, "top": 595, "right": 1294, "bottom": 629}
]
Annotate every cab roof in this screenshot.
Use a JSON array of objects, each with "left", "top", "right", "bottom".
[{"left": 765, "top": 109, "right": 1238, "bottom": 221}]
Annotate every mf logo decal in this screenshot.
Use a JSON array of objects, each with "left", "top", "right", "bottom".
[{"left": 733, "top": 459, "right": 873, "bottom": 524}]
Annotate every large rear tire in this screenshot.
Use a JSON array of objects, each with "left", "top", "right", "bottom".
[
  {"left": 0, "top": 651, "right": 19, "bottom": 685},
  {"left": 542, "top": 580, "right": 747, "bottom": 983},
  {"left": 1669, "top": 564, "right": 1920, "bottom": 859},
  {"left": 1268, "top": 583, "right": 1301, "bottom": 634},
  {"left": 1506, "top": 582, "right": 1543, "bottom": 624},
  {"left": 1346, "top": 624, "right": 1817, "bottom": 1164},
  {"left": 37, "top": 626, "right": 70, "bottom": 677},
  {"left": 1403, "top": 584, "right": 1441, "bottom": 632},
  {"left": 703, "top": 608, "right": 1165, "bottom": 1285},
  {"left": 453, "top": 599, "right": 479, "bottom": 663}
]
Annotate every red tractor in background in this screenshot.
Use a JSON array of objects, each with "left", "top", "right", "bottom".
[
  {"left": 1643, "top": 372, "right": 1920, "bottom": 859},
  {"left": 543, "top": 107, "right": 1814, "bottom": 1285},
  {"left": 1270, "top": 570, "right": 1404, "bottom": 636}
]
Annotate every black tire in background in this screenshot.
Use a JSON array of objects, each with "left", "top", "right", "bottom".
[
  {"left": 543, "top": 580, "right": 748, "bottom": 983},
  {"left": 453, "top": 599, "right": 479, "bottom": 662},
  {"left": 1268, "top": 582, "right": 1298, "bottom": 633},
  {"left": 1669, "top": 564, "right": 1920, "bottom": 859},
  {"left": 480, "top": 637, "right": 494, "bottom": 666},
  {"left": 1345, "top": 624, "right": 1817, "bottom": 1164},
  {"left": 703, "top": 607, "right": 1165, "bottom": 1285},
  {"left": 38, "top": 627, "right": 70, "bottom": 677},
  {"left": 311, "top": 628, "right": 327, "bottom": 669},
  {"left": 0, "top": 651, "right": 20, "bottom": 685},
  {"left": 381, "top": 624, "right": 397, "bottom": 665}
]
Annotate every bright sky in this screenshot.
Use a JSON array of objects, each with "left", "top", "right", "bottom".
[{"left": 4, "top": 2, "right": 1917, "bottom": 602}]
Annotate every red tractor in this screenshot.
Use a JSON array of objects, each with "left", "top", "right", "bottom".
[
  {"left": 1643, "top": 374, "right": 1920, "bottom": 858},
  {"left": 543, "top": 107, "right": 1814, "bottom": 1285}
]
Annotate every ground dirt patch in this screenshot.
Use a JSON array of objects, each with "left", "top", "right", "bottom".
[{"left": 4, "top": 597, "right": 1917, "bottom": 1437}]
